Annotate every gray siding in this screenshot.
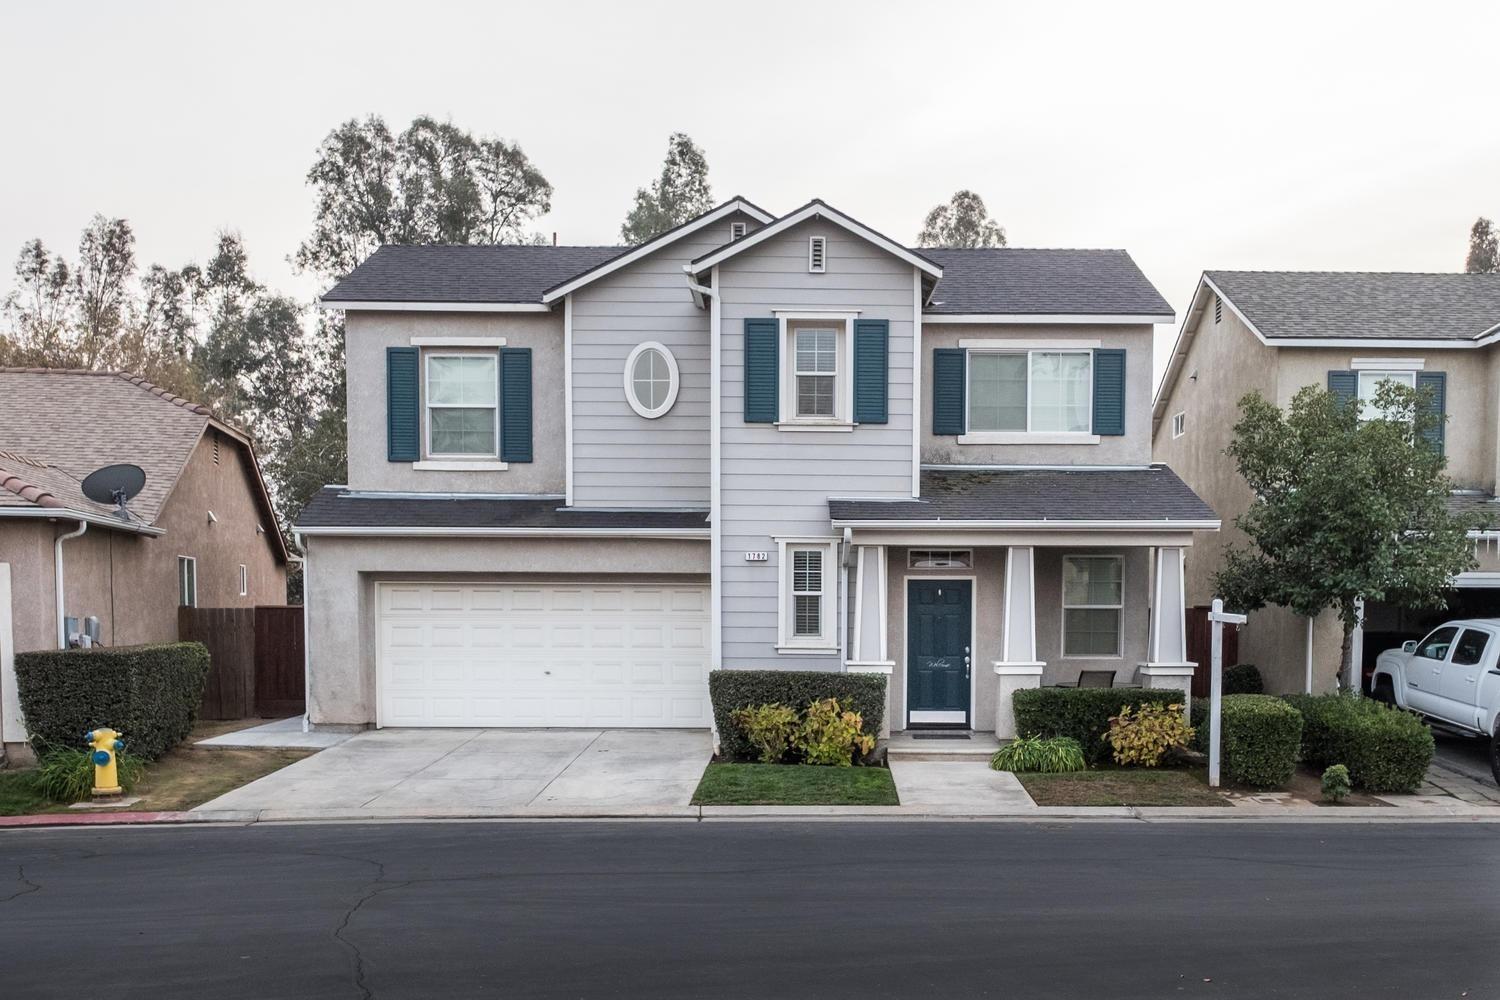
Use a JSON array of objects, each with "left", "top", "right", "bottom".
[
  {"left": 344, "top": 311, "right": 566, "bottom": 495},
  {"left": 718, "top": 219, "right": 918, "bottom": 668},
  {"left": 569, "top": 211, "right": 762, "bottom": 508}
]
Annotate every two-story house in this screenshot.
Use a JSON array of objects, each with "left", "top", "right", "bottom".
[
  {"left": 1153, "top": 271, "right": 1500, "bottom": 694},
  {"left": 299, "top": 197, "right": 1216, "bottom": 738}
]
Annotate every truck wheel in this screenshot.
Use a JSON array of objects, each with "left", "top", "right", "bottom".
[
  {"left": 1371, "top": 677, "right": 1396, "bottom": 706},
  {"left": 1490, "top": 730, "right": 1500, "bottom": 787}
]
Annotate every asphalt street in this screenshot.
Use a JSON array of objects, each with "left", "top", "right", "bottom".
[{"left": 2, "top": 820, "right": 1497, "bottom": 999}]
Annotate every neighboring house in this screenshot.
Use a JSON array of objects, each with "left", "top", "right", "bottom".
[
  {"left": 1152, "top": 271, "right": 1500, "bottom": 693},
  {"left": 0, "top": 369, "right": 290, "bottom": 754},
  {"left": 301, "top": 197, "right": 1215, "bottom": 737}
]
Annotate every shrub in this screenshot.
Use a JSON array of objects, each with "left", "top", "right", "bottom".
[
  {"left": 797, "top": 698, "right": 876, "bottom": 766},
  {"left": 710, "top": 670, "right": 885, "bottom": 762},
  {"left": 1011, "top": 688, "right": 1182, "bottom": 765},
  {"left": 33, "top": 747, "right": 146, "bottom": 803},
  {"left": 1105, "top": 702, "right": 1194, "bottom": 767},
  {"left": 1322, "top": 764, "right": 1352, "bottom": 803},
  {"left": 729, "top": 703, "right": 801, "bottom": 763},
  {"left": 1224, "top": 664, "right": 1264, "bottom": 695},
  {"left": 1217, "top": 694, "right": 1303, "bottom": 788},
  {"left": 15, "top": 643, "right": 211, "bottom": 761},
  {"left": 990, "top": 735, "right": 1086, "bottom": 773},
  {"left": 1284, "top": 694, "right": 1434, "bottom": 793}
]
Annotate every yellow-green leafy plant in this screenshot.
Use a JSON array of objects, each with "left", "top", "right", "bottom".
[
  {"left": 729, "top": 703, "right": 801, "bottom": 763},
  {"left": 796, "top": 698, "right": 876, "bottom": 766},
  {"left": 1105, "top": 702, "right": 1194, "bottom": 767}
]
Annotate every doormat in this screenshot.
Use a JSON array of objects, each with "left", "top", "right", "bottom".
[{"left": 911, "top": 732, "right": 971, "bottom": 741}]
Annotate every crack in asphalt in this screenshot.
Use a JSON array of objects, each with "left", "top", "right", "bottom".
[{"left": 0, "top": 865, "right": 41, "bottom": 904}]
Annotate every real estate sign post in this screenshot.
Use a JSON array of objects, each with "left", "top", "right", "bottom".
[{"left": 1207, "top": 598, "right": 1247, "bottom": 787}]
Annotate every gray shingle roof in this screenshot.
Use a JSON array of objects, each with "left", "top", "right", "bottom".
[
  {"left": 828, "top": 466, "right": 1216, "bottom": 523},
  {"left": 921, "top": 248, "right": 1172, "bottom": 316},
  {"left": 1207, "top": 271, "right": 1500, "bottom": 341},
  {"left": 1448, "top": 491, "right": 1500, "bottom": 529},
  {"left": 320, "top": 245, "right": 624, "bottom": 304},
  {"left": 297, "top": 487, "right": 709, "bottom": 532}
]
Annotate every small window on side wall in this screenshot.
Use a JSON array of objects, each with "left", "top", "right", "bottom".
[
  {"left": 238, "top": 564, "right": 248, "bottom": 597},
  {"left": 1171, "top": 412, "right": 1186, "bottom": 439},
  {"left": 178, "top": 556, "right": 197, "bottom": 608},
  {"left": 623, "top": 342, "right": 680, "bottom": 419}
]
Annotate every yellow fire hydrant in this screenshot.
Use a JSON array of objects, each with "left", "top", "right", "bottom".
[{"left": 86, "top": 728, "right": 125, "bottom": 797}]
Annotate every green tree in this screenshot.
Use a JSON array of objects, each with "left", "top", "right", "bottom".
[
  {"left": 917, "top": 190, "right": 1007, "bottom": 248},
  {"left": 620, "top": 133, "right": 713, "bottom": 244},
  {"left": 1215, "top": 383, "right": 1477, "bottom": 692},
  {"left": 1466, "top": 216, "right": 1498, "bottom": 273},
  {"left": 295, "top": 115, "right": 554, "bottom": 279}
]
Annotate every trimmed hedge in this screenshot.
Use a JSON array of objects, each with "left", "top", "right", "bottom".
[
  {"left": 1224, "top": 663, "right": 1264, "bottom": 695},
  {"left": 1190, "top": 695, "right": 1305, "bottom": 788},
  {"left": 1284, "top": 694, "right": 1434, "bottom": 793},
  {"left": 1011, "top": 688, "right": 1182, "bottom": 765},
  {"left": 14, "top": 642, "right": 211, "bottom": 760},
  {"left": 709, "top": 670, "right": 886, "bottom": 762}
]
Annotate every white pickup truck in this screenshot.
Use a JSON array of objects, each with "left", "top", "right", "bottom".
[{"left": 1370, "top": 618, "right": 1500, "bottom": 784}]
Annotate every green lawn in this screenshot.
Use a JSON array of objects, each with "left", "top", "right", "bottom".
[
  {"left": 693, "top": 763, "right": 900, "bottom": 806},
  {"left": 1017, "top": 768, "right": 1230, "bottom": 807},
  {"left": 0, "top": 770, "right": 57, "bottom": 816}
]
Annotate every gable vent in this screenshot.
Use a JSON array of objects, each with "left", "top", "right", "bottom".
[
  {"left": 212, "top": 432, "right": 221, "bottom": 465},
  {"left": 1213, "top": 295, "right": 1222, "bottom": 326},
  {"left": 808, "top": 236, "right": 827, "bottom": 273},
  {"left": 729, "top": 221, "right": 747, "bottom": 241}
]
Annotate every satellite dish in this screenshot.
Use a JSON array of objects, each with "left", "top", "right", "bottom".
[{"left": 81, "top": 464, "right": 146, "bottom": 513}]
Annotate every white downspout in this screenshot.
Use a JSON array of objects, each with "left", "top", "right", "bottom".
[
  {"left": 55, "top": 520, "right": 87, "bottom": 648},
  {"left": 295, "top": 529, "right": 311, "bottom": 733}
]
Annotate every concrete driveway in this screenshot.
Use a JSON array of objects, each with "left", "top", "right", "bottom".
[{"left": 196, "top": 728, "right": 711, "bottom": 819}]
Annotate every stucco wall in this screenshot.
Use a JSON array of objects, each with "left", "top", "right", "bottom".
[
  {"left": 345, "top": 311, "right": 566, "bottom": 495},
  {"left": 883, "top": 545, "right": 1151, "bottom": 733},
  {"left": 921, "top": 323, "right": 1156, "bottom": 466},
  {"left": 304, "top": 534, "right": 710, "bottom": 726}
]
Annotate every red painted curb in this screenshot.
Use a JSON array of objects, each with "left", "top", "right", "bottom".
[{"left": 0, "top": 811, "right": 195, "bottom": 828}]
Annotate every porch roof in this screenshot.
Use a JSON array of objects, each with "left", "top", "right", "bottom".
[{"left": 829, "top": 465, "right": 1218, "bottom": 527}]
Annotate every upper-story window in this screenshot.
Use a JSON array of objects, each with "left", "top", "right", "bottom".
[
  {"left": 1171, "top": 412, "right": 1186, "bottom": 439},
  {"left": 968, "top": 350, "right": 1092, "bottom": 433},
  {"left": 794, "top": 328, "right": 839, "bottom": 418},
  {"left": 1357, "top": 369, "right": 1415, "bottom": 422},
  {"left": 623, "top": 341, "right": 680, "bottom": 419},
  {"left": 426, "top": 352, "right": 498, "bottom": 457}
]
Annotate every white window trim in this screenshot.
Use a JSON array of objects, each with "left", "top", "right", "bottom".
[
  {"left": 962, "top": 348, "right": 1096, "bottom": 440},
  {"left": 729, "top": 221, "right": 747, "bottom": 241},
  {"left": 775, "top": 537, "right": 839, "bottom": 652},
  {"left": 1351, "top": 357, "right": 1425, "bottom": 371},
  {"left": 1171, "top": 412, "right": 1186, "bottom": 439},
  {"left": 178, "top": 555, "right": 197, "bottom": 609},
  {"left": 409, "top": 336, "right": 507, "bottom": 348},
  {"left": 238, "top": 564, "right": 248, "bottom": 598},
  {"left": 808, "top": 236, "right": 827, "bottom": 274},
  {"left": 423, "top": 350, "right": 500, "bottom": 462},
  {"left": 777, "top": 317, "right": 855, "bottom": 429},
  {"left": 1060, "top": 554, "right": 1124, "bottom": 659},
  {"left": 908, "top": 549, "right": 974, "bottom": 569},
  {"left": 622, "top": 341, "right": 681, "bottom": 419}
]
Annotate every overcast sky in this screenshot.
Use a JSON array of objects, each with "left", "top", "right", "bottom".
[{"left": 3, "top": 0, "right": 1497, "bottom": 384}]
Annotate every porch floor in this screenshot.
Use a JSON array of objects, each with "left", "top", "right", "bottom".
[{"left": 886, "top": 730, "right": 1002, "bottom": 762}]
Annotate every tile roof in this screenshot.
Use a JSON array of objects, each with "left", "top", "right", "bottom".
[
  {"left": 320, "top": 245, "right": 624, "bottom": 304},
  {"left": 297, "top": 487, "right": 710, "bottom": 532},
  {"left": 1206, "top": 271, "right": 1500, "bottom": 341},
  {"left": 920, "top": 248, "right": 1172, "bottom": 316},
  {"left": 0, "top": 449, "right": 118, "bottom": 517},
  {"left": 828, "top": 466, "right": 1217, "bottom": 523}
]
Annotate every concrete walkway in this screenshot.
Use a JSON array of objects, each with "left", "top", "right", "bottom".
[
  {"left": 888, "top": 760, "right": 1036, "bottom": 812},
  {"left": 195, "top": 728, "right": 711, "bottom": 819},
  {"left": 195, "top": 716, "right": 353, "bottom": 751}
]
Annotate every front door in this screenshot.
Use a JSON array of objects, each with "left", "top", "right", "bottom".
[{"left": 907, "top": 579, "right": 972, "bottom": 726}]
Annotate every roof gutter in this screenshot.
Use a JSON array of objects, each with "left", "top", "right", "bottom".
[
  {"left": 294, "top": 526, "right": 710, "bottom": 539},
  {"left": 0, "top": 506, "right": 164, "bottom": 536},
  {"left": 54, "top": 520, "right": 86, "bottom": 648},
  {"left": 829, "top": 518, "right": 1222, "bottom": 531}
]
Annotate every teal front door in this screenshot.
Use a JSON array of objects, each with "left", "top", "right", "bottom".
[{"left": 907, "top": 579, "right": 972, "bottom": 726}]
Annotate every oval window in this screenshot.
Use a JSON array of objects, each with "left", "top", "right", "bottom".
[{"left": 623, "top": 341, "right": 680, "bottom": 419}]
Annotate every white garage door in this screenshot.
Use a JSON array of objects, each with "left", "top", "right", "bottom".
[{"left": 376, "top": 581, "right": 711, "bottom": 728}]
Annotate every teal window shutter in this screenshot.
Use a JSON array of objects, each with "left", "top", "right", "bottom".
[
  {"left": 1092, "top": 348, "right": 1126, "bottom": 436},
  {"left": 1327, "top": 370, "right": 1358, "bottom": 406},
  {"left": 386, "top": 347, "right": 420, "bottom": 462},
  {"left": 853, "top": 319, "right": 889, "bottom": 424},
  {"left": 743, "top": 318, "right": 779, "bottom": 423},
  {"left": 931, "top": 348, "right": 966, "bottom": 435},
  {"left": 1416, "top": 371, "right": 1446, "bottom": 453},
  {"left": 500, "top": 348, "right": 533, "bottom": 462}
]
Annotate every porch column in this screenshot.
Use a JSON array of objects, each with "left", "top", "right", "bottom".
[
  {"left": 993, "top": 546, "right": 1044, "bottom": 739},
  {"left": 1139, "top": 546, "right": 1195, "bottom": 715},
  {"left": 846, "top": 545, "right": 893, "bottom": 738}
]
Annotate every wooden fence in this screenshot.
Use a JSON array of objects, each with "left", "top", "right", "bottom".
[
  {"left": 179, "top": 605, "right": 305, "bottom": 720},
  {"left": 1186, "top": 605, "right": 1240, "bottom": 698}
]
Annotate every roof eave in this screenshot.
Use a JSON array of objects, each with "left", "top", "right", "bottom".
[
  {"left": 0, "top": 506, "right": 166, "bottom": 535},
  {"left": 316, "top": 300, "right": 553, "bottom": 313}
]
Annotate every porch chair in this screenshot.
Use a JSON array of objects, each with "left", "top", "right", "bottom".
[{"left": 1076, "top": 670, "right": 1115, "bottom": 689}]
